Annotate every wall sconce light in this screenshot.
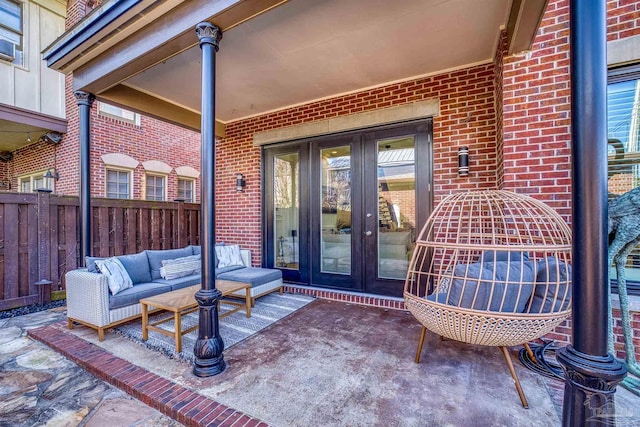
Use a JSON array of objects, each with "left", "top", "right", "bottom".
[
  {"left": 236, "top": 173, "right": 246, "bottom": 192},
  {"left": 458, "top": 146, "right": 469, "bottom": 177},
  {"left": 44, "top": 168, "right": 60, "bottom": 181}
]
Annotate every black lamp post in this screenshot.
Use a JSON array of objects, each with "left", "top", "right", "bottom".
[
  {"left": 557, "top": 1, "right": 626, "bottom": 425},
  {"left": 75, "top": 91, "right": 95, "bottom": 265},
  {"left": 192, "top": 22, "right": 225, "bottom": 377}
]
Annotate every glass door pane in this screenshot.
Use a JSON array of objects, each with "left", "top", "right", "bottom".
[
  {"left": 274, "top": 153, "right": 299, "bottom": 271},
  {"left": 377, "top": 137, "right": 416, "bottom": 279},
  {"left": 320, "top": 146, "right": 352, "bottom": 274}
]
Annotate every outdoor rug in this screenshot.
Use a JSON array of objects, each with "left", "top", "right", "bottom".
[{"left": 113, "top": 293, "right": 316, "bottom": 362}]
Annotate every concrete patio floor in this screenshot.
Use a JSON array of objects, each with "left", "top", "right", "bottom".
[{"left": 2, "top": 294, "right": 639, "bottom": 426}]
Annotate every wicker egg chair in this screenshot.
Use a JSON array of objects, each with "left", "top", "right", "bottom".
[{"left": 404, "top": 190, "right": 572, "bottom": 408}]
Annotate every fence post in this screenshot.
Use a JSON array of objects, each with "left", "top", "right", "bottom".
[
  {"left": 176, "top": 200, "right": 186, "bottom": 248},
  {"left": 36, "top": 190, "right": 52, "bottom": 303}
]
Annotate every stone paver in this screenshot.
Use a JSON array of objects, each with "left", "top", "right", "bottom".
[{"left": 0, "top": 307, "right": 181, "bottom": 427}]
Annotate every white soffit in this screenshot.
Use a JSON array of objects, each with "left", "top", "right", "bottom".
[{"left": 124, "top": 0, "right": 509, "bottom": 123}]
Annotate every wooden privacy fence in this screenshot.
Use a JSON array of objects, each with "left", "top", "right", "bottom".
[{"left": 0, "top": 192, "right": 200, "bottom": 311}]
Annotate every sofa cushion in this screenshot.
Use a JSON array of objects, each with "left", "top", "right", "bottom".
[
  {"left": 146, "top": 247, "right": 193, "bottom": 280},
  {"left": 116, "top": 251, "right": 152, "bottom": 284},
  {"left": 109, "top": 282, "right": 173, "bottom": 310},
  {"left": 85, "top": 256, "right": 106, "bottom": 273},
  {"left": 447, "top": 261, "right": 536, "bottom": 312},
  {"left": 189, "top": 245, "right": 201, "bottom": 255},
  {"left": 214, "top": 265, "right": 245, "bottom": 277},
  {"left": 528, "top": 257, "right": 572, "bottom": 313},
  {"left": 95, "top": 257, "right": 134, "bottom": 296},
  {"left": 160, "top": 254, "right": 201, "bottom": 280},
  {"left": 215, "top": 244, "right": 244, "bottom": 268},
  {"left": 217, "top": 267, "right": 282, "bottom": 288},
  {"left": 153, "top": 274, "right": 201, "bottom": 291}
]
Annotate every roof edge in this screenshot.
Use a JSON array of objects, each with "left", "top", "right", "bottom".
[{"left": 42, "top": 0, "right": 145, "bottom": 69}]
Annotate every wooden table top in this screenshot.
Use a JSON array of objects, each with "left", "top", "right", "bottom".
[{"left": 139, "top": 281, "right": 250, "bottom": 312}]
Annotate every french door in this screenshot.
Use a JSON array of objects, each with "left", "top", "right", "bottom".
[{"left": 263, "top": 120, "right": 432, "bottom": 297}]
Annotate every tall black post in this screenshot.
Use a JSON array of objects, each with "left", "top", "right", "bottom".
[
  {"left": 557, "top": 1, "right": 626, "bottom": 425},
  {"left": 74, "top": 91, "right": 95, "bottom": 266},
  {"left": 193, "top": 22, "right": 225, "bottom": 377}
]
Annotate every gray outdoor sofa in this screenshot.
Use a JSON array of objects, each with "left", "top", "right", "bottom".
[{"left": 65, "top": 245, "right": 283, "bottom": 340}]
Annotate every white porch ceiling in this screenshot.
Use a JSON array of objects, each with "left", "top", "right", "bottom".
[{"left": 124, "top": 0, "right": 511, "bottom": 123}]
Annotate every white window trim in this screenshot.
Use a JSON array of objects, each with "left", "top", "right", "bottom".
[
  {"left": 144, "top": 172, "right": 167, "bottom": 201},
  {"left": 177, "top": 177, "right": 195, "bottom": 202},
  {"left": 105, "top": 167, "right": 133, "bottom": 199},
  {"left": 0, "top": 0, "right": 27, "bottom": 69},
  {"left": 18, "top": 170, "right": 53, "bottom": 192}
]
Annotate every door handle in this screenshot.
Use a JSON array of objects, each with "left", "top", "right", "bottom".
[{"left": 365, "top": 231, "right": 372, "bottom": 236}]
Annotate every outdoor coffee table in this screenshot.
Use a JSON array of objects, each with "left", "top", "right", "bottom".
[{"left": 140, "top": 280, "right": 251, "bottom": 353}]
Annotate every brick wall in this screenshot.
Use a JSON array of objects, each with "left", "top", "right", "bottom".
[
  {"left": 221, "top": 64, "right": 499, "bottom": 261},
  {"left": 494, "top": 32, "right": 507, "bottom": 190},
  {"left": 499, "top": 0, "right": 640, "bottom": 222},
  {"left": 607, "top": 0, "right": 640, "bottom": 41},
  {"left": 500, "top": 0, "right": 572, "bottom": 221}
]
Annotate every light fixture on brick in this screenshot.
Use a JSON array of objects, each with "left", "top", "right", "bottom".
[
  {"left": 44, "top": 133, "right": 62, "bottom": 184},
  {"left": 458, "top": 146, "right": 469, "bottom": 177},
  {"left": 236, "top": 173, "right": 246, "bottom": 192}
]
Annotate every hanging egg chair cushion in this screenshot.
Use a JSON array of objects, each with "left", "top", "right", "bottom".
[
  {"left": 480, "top": 251, "right": 529, "bottom": 263},
  {"left": 444, "top": 260, "right": 537, "bottom": 312},
  {"left": 528, "top": 257, "right": 572, "bottom": 313}
]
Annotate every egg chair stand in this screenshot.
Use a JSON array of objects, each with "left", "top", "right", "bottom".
[{"left": 405, "top": 190, "right": 572, "bottom": 408}]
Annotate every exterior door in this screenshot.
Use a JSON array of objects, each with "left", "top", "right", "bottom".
[
  {"left": 263, "top": 120, "right": 432, "bottom": 297},
  {"left": 362, "top": 123, "right": 431, "bottom": 296},
  {"left": 264, "top": 143, "right": 309, "bottom": 284},
  {"left": 310, "top": 134, "right": 363, "bottom": 290}
]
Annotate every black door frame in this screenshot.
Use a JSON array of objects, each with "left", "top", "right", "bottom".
[
  {"left": 262, "top": 142, "right": 310, "bottom": 284},
  {"left": 362, "top": 121, "right": 433, "bottom": 296},
  {"left": 262, "top": 118, "right": 433, "bottom": 296},
  {"left": 309, "top": 133, "right": 364, "bottom": 291}
]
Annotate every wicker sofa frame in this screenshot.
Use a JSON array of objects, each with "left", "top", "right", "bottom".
[{"left": 66, "top": 249, "right": 283, "bottom": 341}]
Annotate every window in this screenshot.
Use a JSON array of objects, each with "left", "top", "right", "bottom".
[
  {"left": 177, "top": 178, "right": 194, "bottom": 202},
  {"left": 98, "top": 102, "right": 140, "bottom": 126},
  {"left": 18, "top": 172, "right": 52, "bottom": 192},
  {"left": 106, "top": 169, "right": 131, "bottom": 199},
  {"left": 145, "top": 174, "right": 165, "bottom": 201},
  {"left": 607, "top": 65, "right": 640, "bottom": 295},
  {"left": 0, "top": 0, "right": 23, "bottom": 66}
]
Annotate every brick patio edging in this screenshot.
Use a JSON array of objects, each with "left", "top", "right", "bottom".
[
  {"left": 28, "top": 323, "right": 268, "bottom": 427},
  {"left": 283, "top": 284, "right": 406, "bottom": 310}
]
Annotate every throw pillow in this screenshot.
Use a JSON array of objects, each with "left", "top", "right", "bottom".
[
  {"left": 85, "top": 256, "right": 106, "bottom": 273},
  {"left": 528, "top": 257, "right": 572, "bottom": 313},
  {"left": 447, "top": 263, "right": 494, "bottom": 310},
  {"left": 484, "top": 260, "right": 536, "bottom": 312},
  {"left": 160, "top": 254, "right": 201, "bottom": 280},
  {"left": 95, "top": 257, "right": 133, "bottom": 295},
  {"left": 215, "top": 244, "right": 244, "bottom": 268},
  {"left": 446, "top": 261, "right": 536, "bottom": 312}
]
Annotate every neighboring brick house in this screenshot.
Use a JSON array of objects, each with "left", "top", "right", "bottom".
[{"left": 4, "top": 0, "right": 201, "bottom": 202}]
